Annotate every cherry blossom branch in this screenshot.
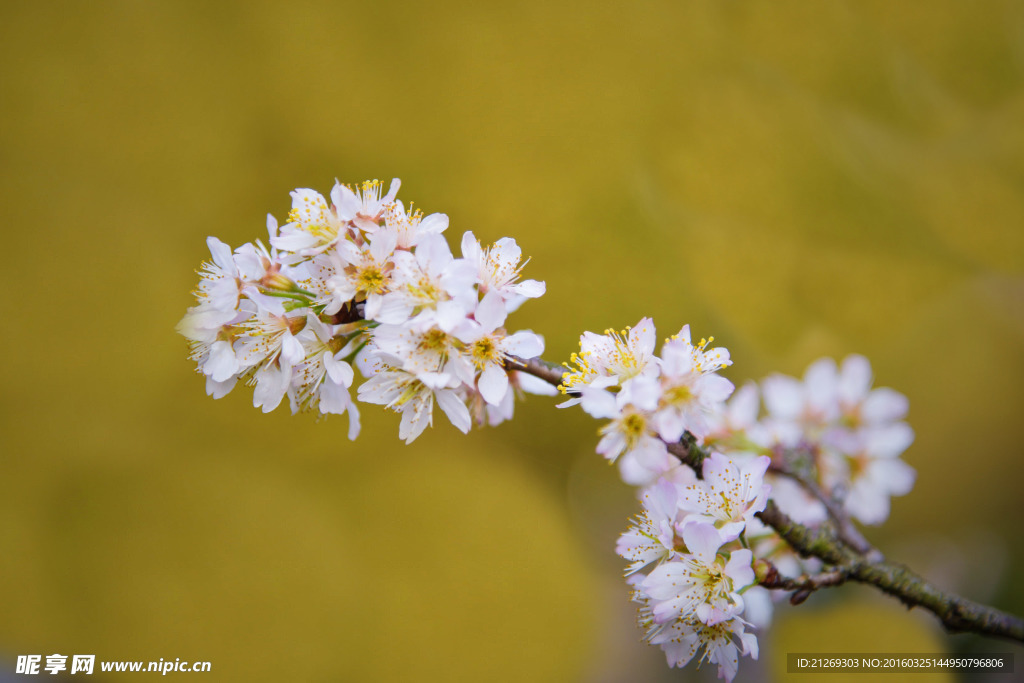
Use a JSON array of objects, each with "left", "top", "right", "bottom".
[
  {"left": 504, "top": 355, "right": 565, "bottom": 387},
  {"left": 508, "top": 354, "right": 1024, "bottom": 645},
  {"left": 757, "top": 501, "right": 1024, "bottom": 643}
]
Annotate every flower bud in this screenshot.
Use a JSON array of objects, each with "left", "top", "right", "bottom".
[
  {"left": 753, "top": 558, "right": 777, "bottom": 585},
  {"left": 260, "top": 267, "right": 298, "bottom": 293}
]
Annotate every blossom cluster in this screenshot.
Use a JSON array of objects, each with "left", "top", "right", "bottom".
[
  {"left": 704, "top": 354, "right": 916, "bottom": 527},
  {"left": 560, "top": 321, "right": 915, "bottom": 681},
  {"left": 178, "top": 178, "right": 552, "bottom": 443},
  {"left": 179, "top": 179, "right": 923, "bottom": 682}
]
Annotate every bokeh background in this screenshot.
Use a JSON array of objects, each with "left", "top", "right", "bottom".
[{"left": 2, "top": 1, "right": 1023, "bottom": 681}]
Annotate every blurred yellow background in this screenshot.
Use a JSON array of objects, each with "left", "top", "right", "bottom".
[{"left": 2, "top": 1, "right": 1022, "bottom": 681}]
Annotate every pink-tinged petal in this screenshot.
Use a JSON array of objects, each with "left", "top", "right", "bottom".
[
  {"left": 435, "top": 389, "right": 471, "bottom": 433},
  {"left": 434, "top": 299, "right": 470, "bottom": 333},
  {"left": 866, "top": 423, "right": 914, "bottom": 458},
  {"left": 681, "top": 521, "right": 723, "bottom": 565},
  {"left": 741, "top": 586, "right": 773, "bottom": 630},
  {"left": 742, "top": 455, "right": 771, "bottom": 482},
  {"left": 629, "top": 317, "right": 657, "bottom": 357},
  {"left": 460, "top": 230, "right": 481, "bottom": 261},
  {"left": 761, "top": 375, "right": 803, "bottom": 420},
  {"left": 660, "top": 464, "right": 700, "bottom": 488},
  {"left": 502, "top": 330, "right": 544, "bottom": 359},
  {"left": 618, "top": 449, "right": 671, "bottom": 486},
  {"left": 303, "top": 315, "right": 334, "bottom": 344},
  {"left": 659, "top": 338, "right": 696, "bottom": 376},
  {"left": 474, "top": 290, "right": 507, "bottom": 332},
  {"left": 266, "top": 213, "right": 279, "bottom": 240},
  {"left": 717, "top": 644, "right": 741, "bottom": 683},
  {"left": 729, "top": 383, "right": 760, "bottom": 427},
  {"left": 478, "top": 363, "right": 510, "bottom": 406},
  {"left": 452, "top": 318, "right": 484, "bottom": 345},
  {"left": 580, "top": 388, "right": 619, "bottom": 419},
  {"left": 590, "top": 375, "right": 619, "bottom": 389},
  {"left": 725, "top": 549, "right": 754, "bottom": 589},
  {"left": 839, "top": 354, "right": 873, "bottom": 403},
  {"left": 509, "top": 279, "right": 545, "bottom": 298},
  {"left": 716, "top": 521, "right": 746, "bottom": 541},
  {"left": 418, "top": 371, "right": 456, "bottom": 390},
  {"left": 205, "top": 375, "right": 237, "bottom": 399},
  {"left": 280, "top": 333, "right": 305, "bottom": 366},
  {"left": 362, "top": 293, "right": 386, "bottom": 322},
  {"left": 383, "top": 177, "right": 401, "bottom": 203},
  {"left": 702, "top": 374, "right": 736, "bottom": 403},
  {"left": 449, "top": 354, "right": 477, "bottom": 387},
  {"left": 740, "top": 631, "right": 759, "bottom": 660},
  {"left": 862, "top": 388, "right": 909, "bottom": 422},
  {"left": 675, "top": 324, "right": 692, "bottom": 345},
  {"left": 290, "top": 188, "right": 326, "bottom": 209},
  {"left": 489, "top": 237, "right": 522, "bottom": 268},
  {"left": 701, "top": 452, "right": 735, "bottom": 493},
  {"left": 399, "top": 396, "right": 432, "bottom": 444},
  {"left": 334, "top": 240, "right": 364, "bottom": 267},
  {"left": 699, "top": 602, "right": 741, "bottom": 626},
  {"left": 325, "top": 354, "right": 354, "bottom": 387},
  {"left": 677, "top": 482, "right": 707, "bottom": 515},
  {"left": 596, "top": 430, "right": 626, "bottom": 460},
  {"left": 803, "top": 357, "right": 838, "bottom": 406},
  {"left": 845, "top": 484, "right": 890, "bottom": 525},
  {"left": 319, "top": 380, "right": 351, "bottom": 415},
  {"left": 653, "top": 410, "right": 686, "bottom": 443},
  {"left": 874, "top": 459, "right": 916, "bottom": 496},
  {"left": 661, "top": 634, "right": 702, "bottom": 669},
  {"left": 645, "top": 479, "right": 682, "bottom": 520},
  {"left": 417, "top": 212, "right": 448, "bottom": 235},
  {"left": 632, "top": 438, "right": 673, "bottom": 470},
  {"left": 177, "top": 307, "right": 235, "bottom": 341},
  {"left": 486, "top": 384, "right": 515, "bottom": 426},
  {"left": 390, "top": 248, "right": 418, "bottom": 276},
  {"left": 369, "top": 230, "right": 398, "bottom": 263},
  {"left": 253, "top": 366, "right": 289, "bottom": 413},
  {"left": 502, "top": 293, "right": 527, "bottom": 314},
  {"left": 439, "top": 259, "right": 478, "bottom": 297},
  {"left": 620, "top": 376, "right": 661, "bottom": 411},
  {"left": 694, "top": 602, "right": 716, "bottom": 624},
  {"left": 515, "top": 371, "right": 558, "bottom": 396},
  {"left": 346, "top": 402, "right": 361, "bottom": 440},
  {"left": 371, "top": 294, "right": 412, "bottom": 325},
  {"left": 331, "top": 182, "right": 360, "bottom": 220},
  {"left": 206, "top": 236, "right": 235, "bottom": 272},
  {"left": 206, "top": 341, "right": 239, "bottom": 382},
  {"left": 641, "top": 561, "right": 688, "bottom": 600},
  {"left": 272, "top": 227, "right": 320, "bottom": 253},
  {"left": 415, "top": 233, "right": 454, "bottom": 275}
]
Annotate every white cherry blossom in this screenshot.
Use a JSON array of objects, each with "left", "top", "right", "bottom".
[
  {"left": 678, "top": 453, "right": 771, "bottom": 541},
  {"left": 617, "top": 478, "right": 686, "bottom": 575},
  {"left": 357, "top": 364, "right": 470, "bottom": 443},
  {"left": 560, "top": 317, "right": 659, "bottom": 399},
  {"left": 653, "top": 326, "right": 735, "bottom": 441},
  {"left": 453, "top": 291, "right": 544, "bottom": 406},
  {"left": 460, "top": 231, "right": 545, "bottom": 310},
  {"left": 379, "top": 199, "right": 448, "bottom": 249},
  {"left": 641, "top": 522, "right": 754, "bottom": 627},
  {"left": 647, "top": 615, "right": 758, "bottom": 682},
  {"left": 272, "top": 188, "right": 350, "bottom": 256},
  {"left": 332, "top": 178, "right": 401, "bottom": 233}
]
